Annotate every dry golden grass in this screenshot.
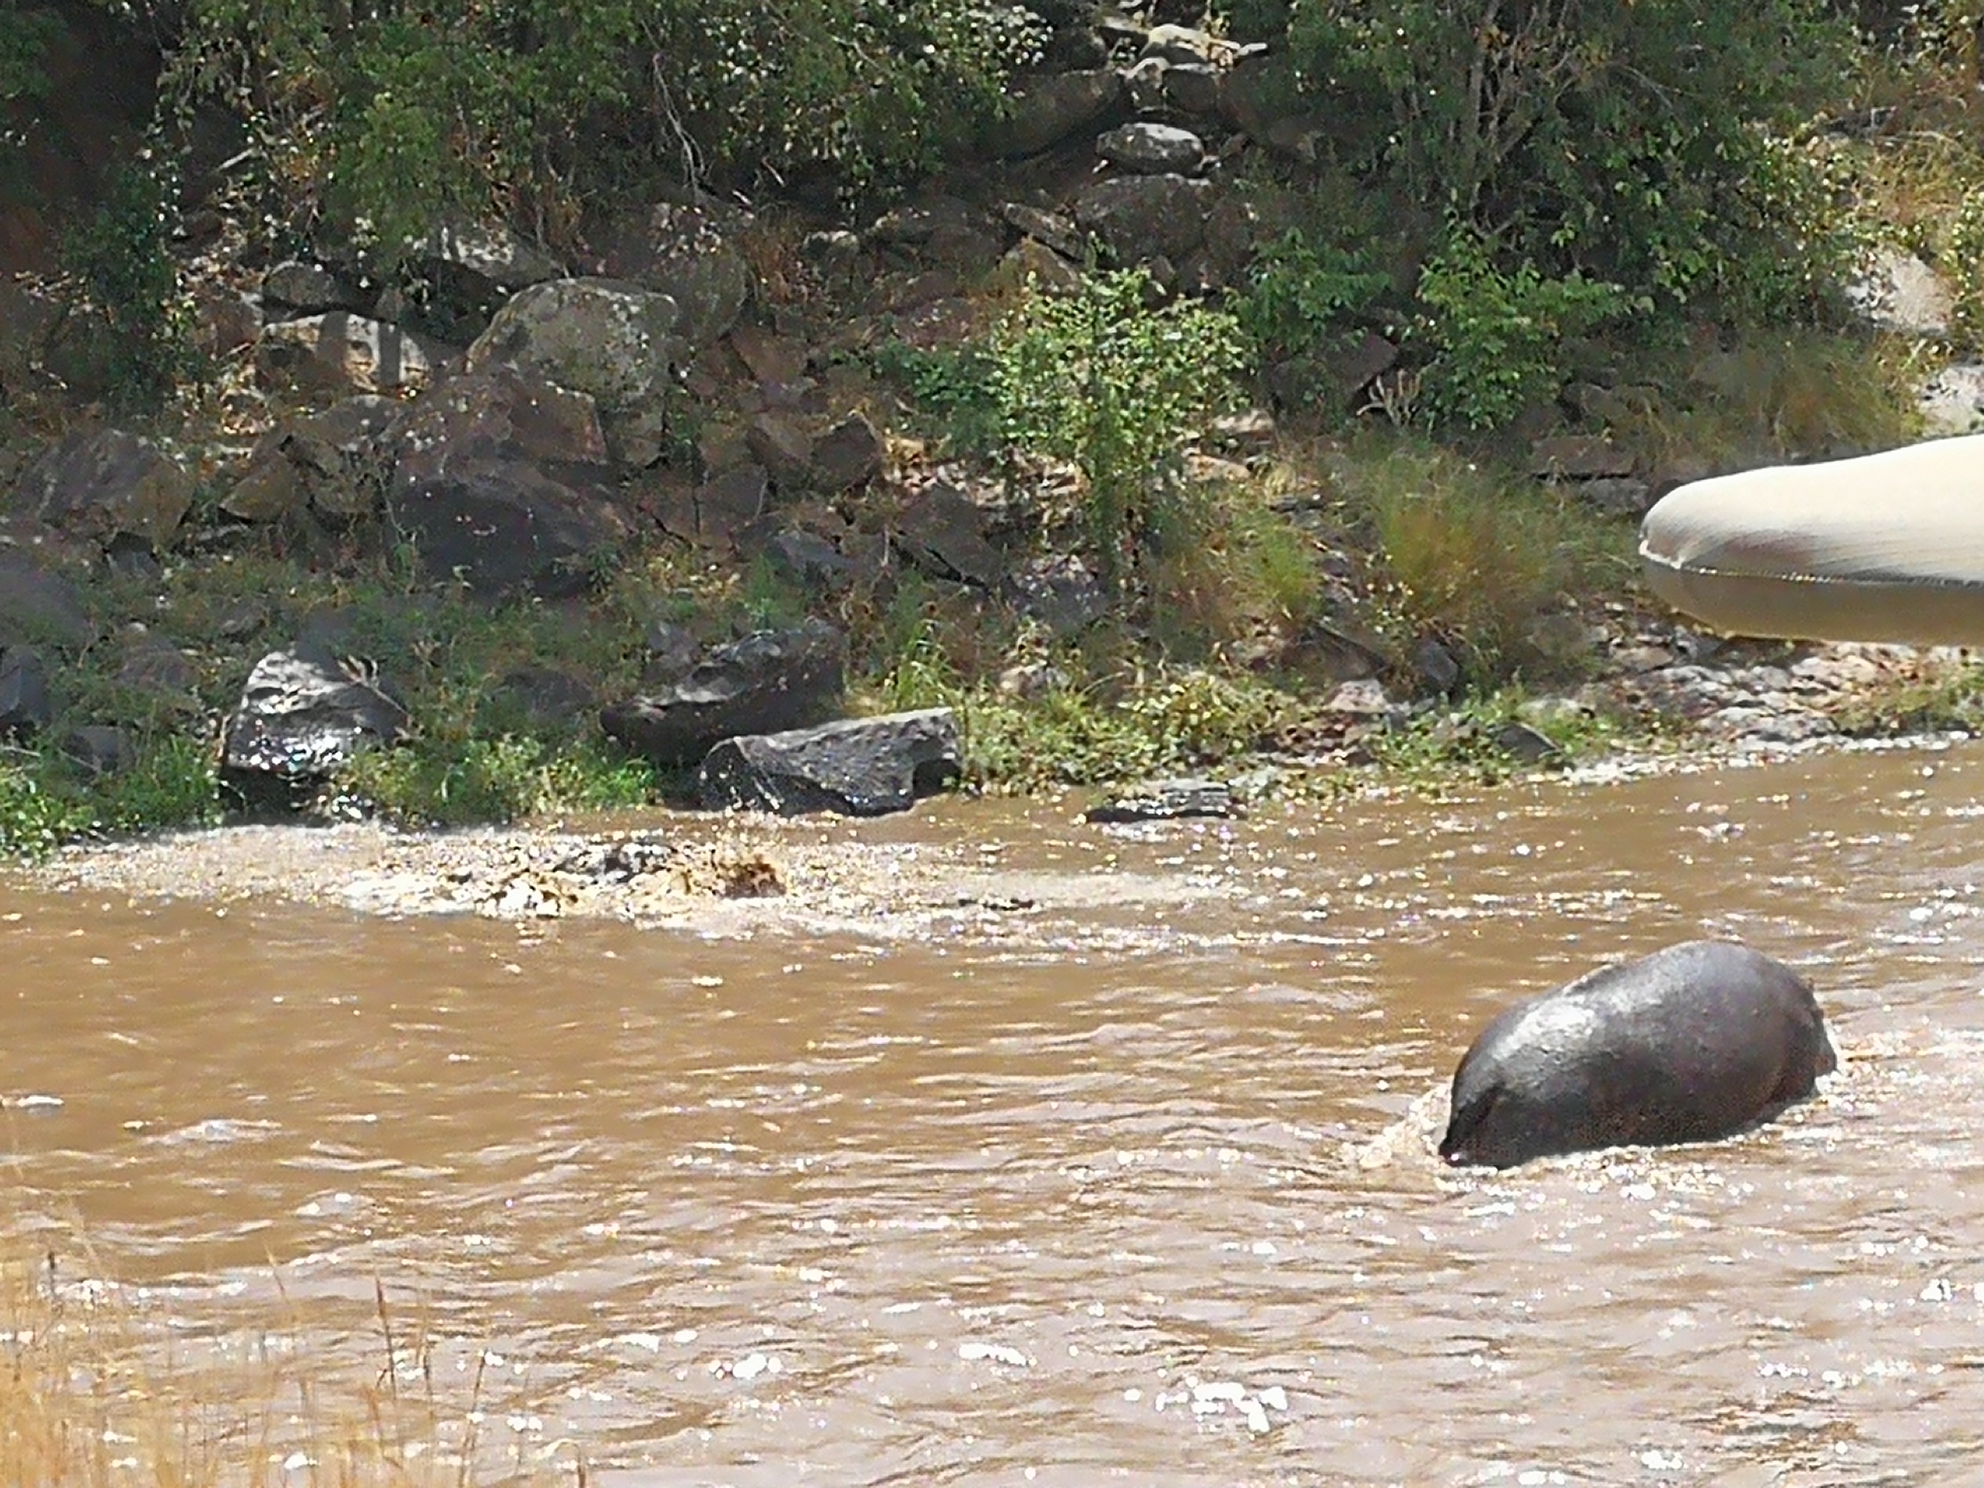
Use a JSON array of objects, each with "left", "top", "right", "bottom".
[{"left": 0, "top": 1244, "right": 578, "bottom": 1488}]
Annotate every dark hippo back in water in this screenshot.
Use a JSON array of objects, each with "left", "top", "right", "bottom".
[{"left": 1439, "top": 940, "right": 1838, "bottom": 1169}]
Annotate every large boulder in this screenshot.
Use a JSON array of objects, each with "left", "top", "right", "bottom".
[
  {"left": 983, "top": 70, "right": 1126, "bottom": 158},
  {"left": 390, "top": 463, "right": 630, "bottom": 599},
  {"left": 1073, "top": 174, "right": 1212, "bottom": 264},
  {"left": 465, "top": 277, "right": 686, "bottom": 467},
  {"left": 220, "top": 644, "right": 410, "bottom": 813},
  {"left": 698, "top": 708, "right": 962, "bottom": 817},
  {"left": 380, "top": 368, "right": 628, "bottom": 597},
  {"left": 600, "top": 620, "right": 847, "bottom": 768},
  {"left": 12, "top": 429, "right": 194, "bottom": 552},
  {"left": 255, "top": 312, "right": 434, "bottom": 395},
  {"left": 594, "top": 202, "right": 753, "bottom": 351}
]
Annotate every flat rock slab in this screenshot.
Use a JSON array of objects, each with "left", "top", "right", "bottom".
[
  {"left": 1084, "top": 777, "right": 1240, "bottom": 824},
  {"left": 698, "top": 708, "right": 962, "bottom": 817}
]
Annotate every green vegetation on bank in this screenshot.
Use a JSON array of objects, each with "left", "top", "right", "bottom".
[{"left": 8, "top": 2, "right": 1984, "bottom": 851}]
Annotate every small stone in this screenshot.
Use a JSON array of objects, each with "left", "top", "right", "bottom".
[
  {"left": 1491, "top": 720, "right": 1566, "bottom": 766},
  {"left": 0, "top": 647, "right": 52, "bottom": 739},
  {"left": 1085, "top": 777, "right": 1240, "bottom": 824}
]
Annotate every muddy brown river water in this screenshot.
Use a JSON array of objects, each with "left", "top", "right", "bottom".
[{"left": 10, "top": 741, "right": 1984, "bottom": 1485}]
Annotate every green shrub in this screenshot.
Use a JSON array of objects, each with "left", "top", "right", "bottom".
[
  {"left": 59, "top": 153, "right": 194, "bottom": 406},
  {"left": 1951, "top": 185, "right": 1984, "bottom": 349},
  {"left": 990, "top": 268, "right": 1247, "bottom": 590},
  {"left": 1412, "top": 226, "right": 1636, "bottom": 431},
  {"left": 1287, "top": 0, "right": 1856, "bottom": 319},
  {"left": 871, "top": 338, "right": 1004, "bottom": 455},
  {"left": 171, "top": 0, "right": 1046, "bottom": 261}
]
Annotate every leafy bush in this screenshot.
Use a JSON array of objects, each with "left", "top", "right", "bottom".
[
  {"left": 1238, "top": 227, "right": 1393, "bottom": 409},
  {"left": 1287, "top": 0, "right": 1856, "bottom": 318},
  {"left": 171, "top": 0, "right": 1046, "bottom": 260},
  {"left": 1412, "top": 225, "right": 1636, "bottom": 430},
  {"left": 990, "top": 268, "right": 1247, "bottom": 589},
  {"left": 59, "top": 153, "right": 194, "bottom": 406}
]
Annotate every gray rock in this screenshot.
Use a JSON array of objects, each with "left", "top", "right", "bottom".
[
  {"left": 597, "top": 202, "right": 753, "bottom": 351},
  {"left": 1005, "top": 554, "right": 1106, "bottom": 636},
  {"left": 0, "top": 647, "right": 52, "bottom": 739},
  {"left": 1490, "top": 720, "right": 1566, "bottom": 767},
  {"left": 117, "top": 630, "right": 201, "bottom": 704},
  {"left": 746, "top": 413, "right": 815, "bottom": 487},
  {"left": 1845, "top": 246, "right": 1953, "bottom": 338},
  {"left": 1413, "top": 636, "right": 1461, "bottom": 694},
  {"left": 983, "top": 69, "right": 1126, "bottom": 159},
  {"left": 1918, "top": 362, "right": 1984, "bottom": 436},
  {"left": 494, "top": 667, "right": 597, "bottom": 732},
  {"left": 1074, "top": 174, "right": 1211, "bottom": 265},
  {"left": 11, "top": 428, "right": 194, "bottom": 553},
  {"left": 1570, "top": 476, "right": 1655, "bottom": 518},
  {"left": 62, "top": 725, "right": 135, "bottom": 778},
  {"left": 262, "top": 260, "right": 370, "bottom": 317},
  {"left": 697, "top": 708, "right": 962, "bottom": 817},
  {"left": 0, "top": 553, "right": 92, "bottom": 650},
  {"left": 664, "top": 464, "right": 771, "bottom": 550},
  {"left": 894, "top": 483, "right": 1006, "bottom": 589},
  {"left": 766, "top": 527, "right": 852, "bottom": 589},
  {"left": 226, "top": 395, "right": 402, "bottom": 523},
  {"left": 255, "top": 312, "right": 433, "bottom": 395},
  {"left": 641, "top": 619, "right": 701, "bottom": 687},
  {"left": 221, "top": 644, "right": 410, "bottom": 813},
  {"left": 1097, "top": 123, "right": 1206, "bottom": 175},
  {"left": 387, "top": 369, "right": 608, "bottom": 486},
  {"left": 601, "top": 619, "right": 847, "bottom": 768},
  {"left": 388, "top": 461, "right": 629, "bottom": 599},
  {"left": 465, "top": 277, "right": 685, "bottom": 468},
  {"left": 1530, "top": 435, "right": 1634, "bottom": 480},
  {"left": 1162, "top": 63, "right": 1222, "bottom": 116},
  {"left": 415, "top": 222, "right": 566, "bottom": 291},
  {"left": 1084, "top": 776, "right": 1239, "bottom": 824}
]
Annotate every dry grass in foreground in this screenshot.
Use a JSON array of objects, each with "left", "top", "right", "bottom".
[{"left": 0, "top": 1246, "right": 581, "bottom": 1488}]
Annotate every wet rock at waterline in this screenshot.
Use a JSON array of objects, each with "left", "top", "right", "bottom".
[
  {"left": 601, "top": 620, "right": 847, "bottom": 768},
  {"left": 220, "top": 645, "right": 411, "bottom": 813},
  {"left": 698, "top": 708, "right": 962, "bottom": 817},
  {"left": 1439, "top": 940, "right": 1837, "bottom": 1169},
  {"left": 1084, "top": 777, "right": 1240, "bottom": 824}
]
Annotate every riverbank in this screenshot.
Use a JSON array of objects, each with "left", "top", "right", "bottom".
[{"left": 24, "top": 637, "right": 1981, "bottom": 932}]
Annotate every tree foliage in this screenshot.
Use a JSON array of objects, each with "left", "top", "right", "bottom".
[
  {"left": 1287, "top": 0, "right": 1859, "bottom": 317},
  {"left": 162, "top": 0, "right": 1046, "bottom": 258}
]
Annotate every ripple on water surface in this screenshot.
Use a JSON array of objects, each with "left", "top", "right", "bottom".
[{"left": 7, "top": 744, "right": 1984, "bottom": 1480}]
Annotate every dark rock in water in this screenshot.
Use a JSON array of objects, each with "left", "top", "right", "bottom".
[
  {"left": 221, "top": 644, "right": 410, "bottom": 813},
  {"left": 1084, "top": 777, "right": 1240, "bottom": 824},
  {"left": 0, "top": 647, "right": 52, "bottom": 739},
  {"left": 698, "top": 707, "right": 962, "bottom": 817},
  {"left": 1490, "top": 720, "right": 1565, "bottom": 767},
  {"left": 601, "top": 619, "right": 846, "bottom": 768},
  {"left": 1440, "top": 940, "right": 1837, "bottom": 1169},
  {"left": 62, "top": 725, "right": 135, "bottom": 778}
]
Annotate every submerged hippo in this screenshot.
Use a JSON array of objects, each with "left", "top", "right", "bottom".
[{"left": 1439, "top": 940, "right": 1837, "bottom": 1169}]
